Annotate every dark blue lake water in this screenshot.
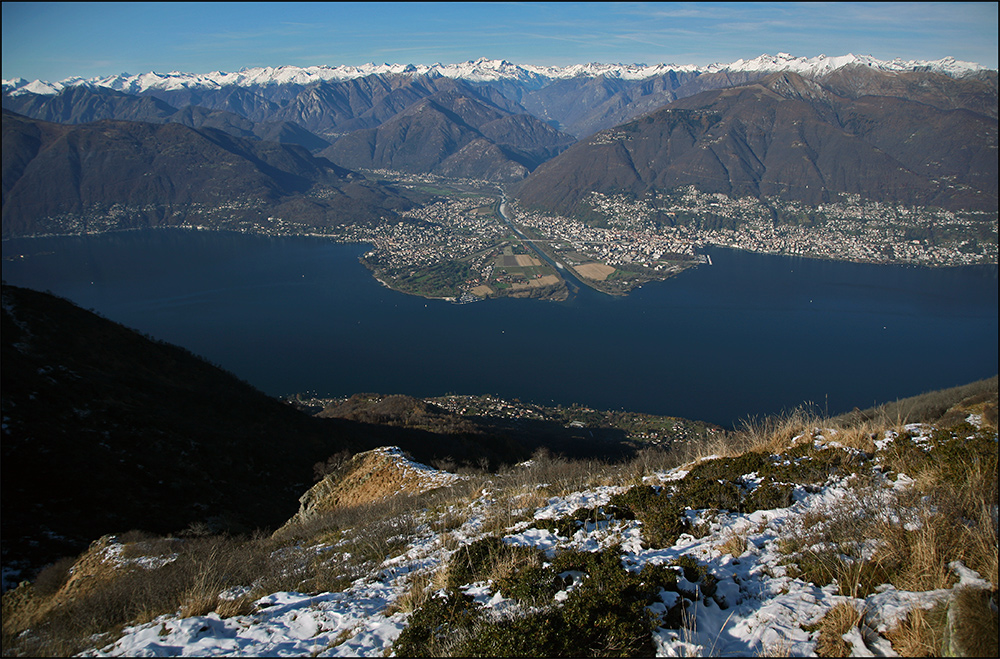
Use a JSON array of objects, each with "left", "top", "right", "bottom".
[{"left": 3, "top": 229, "right": 997, "bottom": 428}]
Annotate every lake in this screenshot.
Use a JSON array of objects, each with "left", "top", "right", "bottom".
[{"left": 3, "top": 229, "right": 997, "bottom": 428}]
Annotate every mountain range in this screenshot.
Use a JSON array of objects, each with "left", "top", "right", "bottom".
[
  {"left": 3, "top": 53, "right": 997, "bottom": 237},
  {"left": 4, "top": 53, "right": 991, "bottom": 96}
]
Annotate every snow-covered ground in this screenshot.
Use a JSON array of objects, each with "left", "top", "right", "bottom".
[{"left": 80, "top": 423, "right": 995, "bottom": 657}]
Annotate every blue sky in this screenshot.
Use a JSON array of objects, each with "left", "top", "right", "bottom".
[{"left": 3, "top": 2, "right": 997, "bottom": 82}]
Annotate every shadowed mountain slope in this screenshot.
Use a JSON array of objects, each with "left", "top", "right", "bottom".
[
  {"left": 1, "top": 85, "right": 331, "bottom": 151},
  {"left": 0, "top": 286, "right": 653, "bottom": 579},
  {"left": 0, "top": 286, "right": 521, "bottom": 577},
  {"left": 1, "top": 110, "right": 417, "bottom": 237},
  {"left": 320, "top": 86, "right": 575, "bottom": 180},
  {"left": 1, "top": 284, "right": 360, "bottom": 572}
]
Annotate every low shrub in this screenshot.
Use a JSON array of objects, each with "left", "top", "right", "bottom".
[
  {"left": 608, "top": 486, "right": 689, "bottom": 549},
  {"left": 670, "top": 555, "right": 719, "bottom": 602},
  {"left": 392, "top": 592, "right": 481, "bottom": 657},
  {"left": 397, "top": 546, "right": 689, "bottom": 657},
  {"left": 533, "top": 506, "right": 611, "bottom": 538},
  {"left": 744, "top": 482, "right": 795, "bottom": 511}
]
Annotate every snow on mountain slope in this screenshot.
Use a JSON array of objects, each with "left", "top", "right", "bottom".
[
  {"left": 4, "top": 53, "right": 990, "bottom": 96},
  {"left": 77, "top": 422, "right": 997, "bottom": 657}
]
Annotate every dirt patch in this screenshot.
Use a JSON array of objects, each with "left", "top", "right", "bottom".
[
  {"left": 514, "top": 255, "right": 542, "bottom": 267},
  {"left": 575, "top": 262, "right": 616, "bottom": 281},
  {"left": 532, "top": 274, "right": 561, "bottom": 287},
  {"left": 471, "top": 285, "right": 494, "bottom": 297}
]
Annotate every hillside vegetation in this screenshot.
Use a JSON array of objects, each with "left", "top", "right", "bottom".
[{"left": 3, "top": 379, "right": 996, "bottom": 657}]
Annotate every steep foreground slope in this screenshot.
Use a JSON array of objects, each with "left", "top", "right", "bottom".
[
  {"left": 0, "top": 285, "right": 679, "bottom": 585},
  {"left": 2, "top": 375, "right": 996, "bottom": 656},
  {"left": 0, "top": 284, "right": 360, "bottom": 575}
]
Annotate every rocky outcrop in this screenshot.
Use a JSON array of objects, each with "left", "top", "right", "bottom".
[{"left": 283, "top": 446, "right": 464, "bottom": 528}]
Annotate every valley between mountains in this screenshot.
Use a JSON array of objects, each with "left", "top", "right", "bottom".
[{"left": 3, "top": 53, "right": 997, "bottom": 301}]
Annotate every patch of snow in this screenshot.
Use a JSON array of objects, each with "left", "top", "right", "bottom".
[{"left": 532, "top": 484, "right": 623, "bottom": 520}]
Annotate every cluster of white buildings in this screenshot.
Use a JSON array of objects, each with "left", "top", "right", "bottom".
[{"left": 578, "top": 188, "right": 997, "bottom": 267}]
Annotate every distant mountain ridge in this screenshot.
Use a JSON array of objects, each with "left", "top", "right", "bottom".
[
  {"left": 1, "top": 84, "right": 332, "bottom": 150},
  {"left": 5, "top": 53, "right": 994, "bottom": 141},
  {"left": 320, "top": 85, "right": 575, "bottom": 179},
  {"left": 3, "top": 74, "right": 578, "bottom": 184},
  {"left": 3, "top": 53, "right": 991, "bottom": 97}
]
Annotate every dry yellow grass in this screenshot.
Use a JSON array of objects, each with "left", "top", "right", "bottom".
[
  {"left": 391, "top": 571, "right": 432, "bottom": 614},
  {"left": 886, "top": 588, "right": 998, "bottom": 657},
  {"left": 756, "top": 638, "right": 793, "bottom": 657},
  {"left": 718, "top": 529, "right": 749, "bottom": 558},
  {"left": 574, "top": 262, "right": 616, "bottom": 281},
  {"left": 943, "top": 587, "right": 999, "bottom": 656},
  {"left": 885, "top": 603, "right": 947, "bottom": 656},
  {"left": 813, "top": 603, "right": 864, "bottom": 657},
  {"left": 215, "top": 594, "right": 257, "bottom": 619}
]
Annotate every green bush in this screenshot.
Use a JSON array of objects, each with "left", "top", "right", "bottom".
[
  {"left": 608, "top": 486, "right": 689, "bottom": 549},
  {"left": 674, "top": 477, "right": 742, "bottom": 511},
  {"left": 670, "top": 555, "right": 718, "bottom": 601},
  {"left": 496, "top": 563, "right": 561, "bottom": 604},
  {"left": 764, "top": 442, "right": 866, "bottom": 485},
  {"left": 533, "top": 506, "right": 612, "bottom": 538},
  {"left": 682, "top": 454, "right": 768, "bottom": 483},
  {"left": 393, "top": 592, "right": 481, "bottom": 657},
  {"left": 743, "top": 482, "right": 795, "bottom": 511},
  {"left": 480, "top": 549, "right": 675, "bottom": 657},
  {"left": 397, "top": 546, "right": 688, "bottom": 657}
]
